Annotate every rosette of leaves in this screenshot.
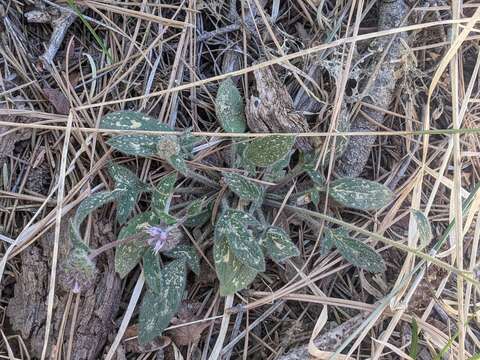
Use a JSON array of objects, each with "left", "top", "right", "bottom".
[
  {"left": 101, "top": 111, "right": 200, "bottom": 174},
  {"left": 112, "top": 172, "right": 201, "bottom": 343},
  {"left": 65, "top": 166, "right": 201, "bottom": 343}
]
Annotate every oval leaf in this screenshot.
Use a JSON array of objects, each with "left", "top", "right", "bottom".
[
  {"left": 143, "top": 249, "right": 162, "bottom": 293},
  {"left": 244, "top": 136, "right": 295, "bottom": 167},
  {"left": 138, "top": 259, "right": 186, "bottom": 344},
  {"left": 263, "top": 227, "right": 299, "bottom": 262},
  {"left": 329, "top": 178, "right": 393, "bottom": 210},
  {"left": 215, "top": 210, "right": 264, "bottom": 272},
  {"left": 223, "top": 172, "right": 263, "bottom": 202},
  {"left": 214, "top": 234, "right": 258, "bottom": 296},
  {"left": 107, "top": 135, "right": 159, "bottom": 157},
  {"left": 411, "top": 209, "right": 432, "bottom": 247},
  {"left": 101, "top": 111, "right": 173, "bottom": 132},
  {"left": 115, "top": 212, "right": 156, "bottom": 278},
  {"left": 164, "top": 245, "right": 200, "bottom": 275},
  {"left": 152, "top": 173, "right": 177, "bottom": 213},
  {"left": 329, "top": 228, "right": 386, "bottom": 273},
  {"left": 215, "top": 78, "right": 247, "bottom": 133},
  {"left": 73, "top": 191, "right": 116, "bottom": 229}
]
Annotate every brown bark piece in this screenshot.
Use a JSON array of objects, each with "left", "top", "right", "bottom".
[
  {"left": 6, "top": 217, "right": 122, "bottom": 359},
  {"left": 246, "top": 66, "right": 312, "bottom": 151},
  {"left": 336, "top": 0, "right": 410, "bottom": 177}
]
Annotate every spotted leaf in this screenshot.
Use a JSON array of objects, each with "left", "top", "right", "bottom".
[
  {"left": 411, "top": 209, "right": 432, "bottom": 247},
  {"left": 73, "top": 191, "right": 116, "bottom": 229},
  {"left": 216, "top": 210, "right": 264, "bottom": 272},
  {"left": 328, "top": 178, "right": 393, "bottom": 210},
  {"left": 168, "top": 155, "right": 188, "bottom": 175},
  {"left": 244, "top": 136, "right": 295, "bottom": 167},
  {"left": 115, "top": 212, "right": 157, "bottom": 278},
  {"left": 263, "top": 227, "right": 299, "bottom": 262},
  {"left": 109, "top": 164, "right": 149, "bottom": 223},
  {"left": 164, "top": 245, "right": 200, "bottom": 275},
  {"left": 152, "top": 173, "right": 177, "bottom": 214},
  {"left": 223, "top": 172, "right": 263, "bottom": 202},
  {"left": 101, "top": 111, "right": 173, "bottom": 157},
  {"left": 214, "top": 234, "right": 258, "bottom": 296},
  {"left": 143, "top": 249, "right": 162, "bottom": 293},
  {"left": 329, "top": 227, "right": 386, "bottom": 273},
  {"left": 215, "top": 78, "right": 247, "bottom": 133},
  {"left": 138, "top": 259, "right": 187, "bottom": 344}
]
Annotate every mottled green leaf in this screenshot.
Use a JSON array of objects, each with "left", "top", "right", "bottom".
[
  {"left": 263, "top": 151, "right": 292, "bottom": 182},
  {"left": 101, "top": 111, "right": 173, "bottom": 132},
  {"left": 310, "top": 189, "right": 320, "bottom": 207},
  {"left": 143, "top": 249, "right": 162, "bottom": 293},
  {"left": 115, "top": 212, "right": 156, "bottom": 278},
  {"left": 73, "top": 191, "right": 116, "bottom": 229},
  {"left": 107, "top": 135, "right": 159, "bottom": 157},
  {"left": 164, "top": 245, "right": 200, "bottom": 275},
  {"left": 138, "top": 259, "right": 186, "bottom": 344},
  {"left": 307, "top": 170, "right": 325, "bottom": 188},
  {"left": 214, "top": 234, "right": 258, "bottom": 296},
  {"left": 186, "top": 198, "right": 205, "bottom": 216},
  {"left": 109, "top": 164, "right": 148, "bottom": 224},
  {"left": 320, "top": 228, "right": 335, "bottom": 255},
  {"left": 216, "top": 210, "right": 264, "bottom": 272},
  {"left": 215, "top": 78, "right": 246, "bottom": 133},
  {"left": 328, "top": 178, "right": 393, "bottom": 210},
  {"left": 263, "top": 227, "right": 299, "bottom": 262},
  {"left": 156, "top": 211, "right": 177, "bottom": 226},
  {"left": 244, "top": 136, "right": 295, "bottom": 167},
  {"left": 108, "top": 164, "right": 146, "bottom": 192},
  {"left": 223, "top": 172, "right": 263, "bottom": 202},
  {"left": 152, "top": 173, "right": 177, "bottom": 213},
  {"left": 411, "top": 209, "right": 432, "bottom": 247},
  {"left": 329, "top": 227, "right": 386, "bottom": 273},
  {"left": 168, "top": 155, "right": 188, "bottom": 175}
]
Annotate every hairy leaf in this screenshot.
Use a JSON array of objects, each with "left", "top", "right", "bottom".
[
  {"left": 164, "top": 245, "right": 200, "bottom": 275},
  {"left": 216, "top": 210, "right": 264, "bottom": 272},
  {"left": 168, "top": 155, "right": 188, "bottom": 175},
  {"left": 214, "top": 234, "right": 258, "bottom": 296},
  {"left": 244, "top": 136, "right": 295, "bottom": 167},
  {"left": 263, "top": 227, "right": 299, "bottom": 262},
  {"left": 101, "top": 111, "right": 174, "bottom": 157},
  {"left": 101, "top": 111, "right": 173, "bottom": 132},
  {"left": 138, "top": 259, "right": 186, "bottom": 344},
  {"left": 329, "top": 178, "right": 393, "bottom": 210},
  {"left": 143, "top": 249, "right": 162, "bottom": 293},
  {"left": 329, "top": 228, "right": 386, "bottom": 273},
  {"left": 223, "top": 172, "right": 263, "bottom": 202},
  {"left": 152, "top": 173, "right": 177, "bottom": 214},
  {"left": 73, "top": 191, "right": 116, "bottom": 229},
  {"left": 215, "top": 78, "right": 246, "bottom": 133},
  {"left": 107, "top": 135, "right": 159, "bottom": 157},
  {"left": 411, "top": 209, "right": 432, "bottom": 247},
  {"left": 115, "top": 212, "right": 156, "bottom": 278},
  {"left": 109, "top": 164, "right": 149, "bottom": 223},
  {"left": 307, "top": 170, "right": 326, "bottom": 188},
  {"left": 320, "top": 227, "right": 335, "bottom": 255},
  {"left": 60, "top": 238, "right": 96, "bottom": 293}
]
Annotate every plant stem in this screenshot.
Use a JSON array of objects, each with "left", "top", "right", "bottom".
[{"left": 88, "top": 234, "right": 147, "bottom": 260}]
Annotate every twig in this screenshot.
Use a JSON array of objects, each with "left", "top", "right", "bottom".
[{"left": 25, "top": 4, "right": 79, "bottom": 70}]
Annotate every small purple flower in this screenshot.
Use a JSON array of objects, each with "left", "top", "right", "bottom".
[{"left": 145, "top": 226, "right": 169, "bottom": 254}]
